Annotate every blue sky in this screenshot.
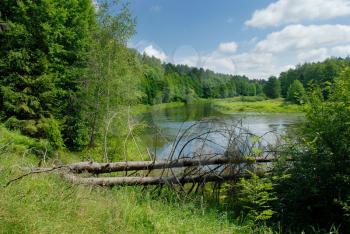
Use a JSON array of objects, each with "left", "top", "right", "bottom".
[{"left": 126, "top": 0, "right": 350, "bottom": 79}]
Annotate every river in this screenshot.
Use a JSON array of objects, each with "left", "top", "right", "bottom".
[{"left": 139, "top": 102, "right": 303, "bottom": 159}]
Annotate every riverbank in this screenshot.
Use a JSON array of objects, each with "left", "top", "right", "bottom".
[
  {"left": 135, "top": 97, "right": 303, "bottom": 114},
  {"left": 212, "top": 97, "right": 303, "bottom": 113}
]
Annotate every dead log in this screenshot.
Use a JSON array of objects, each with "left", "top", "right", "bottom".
[
  {"left": 68, "top": 157, "right": 277, "bottom": 174},
  {"left": 63, "top": 173, "right": 244, "bottom": 186}
]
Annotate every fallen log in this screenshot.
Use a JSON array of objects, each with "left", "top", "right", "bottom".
[
  {"left": 68, "top": 157, "right": 277, "bottom": 174},
  {"left": 63, "top": 173, "right": 244, "bottom": 186}
]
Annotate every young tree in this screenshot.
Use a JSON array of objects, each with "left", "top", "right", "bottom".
[
  {"left": 286, "top": 80, "right": 306, "bottom": 104},
  {"left": 82, "top": 1, "right": 140, "bottom": 155}
]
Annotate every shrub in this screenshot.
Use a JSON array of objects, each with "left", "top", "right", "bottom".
[
  {"left": 274, "top": 68, "right": 350, "bottom": 231},
  {"left": 37, "top": 118, "right": 64, "bottom": 149},
  {"left": 232, "top": 172, "right": 277, "bottom": 222}
]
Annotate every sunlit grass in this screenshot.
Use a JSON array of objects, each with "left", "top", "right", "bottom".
[
  {"left": 211, "top": 98, "right": 303, "bottom": 113},
  {"left": 0, "top": 153, "right": 256, "bottom": 233},
  {"left": 0, "top": 126, "right": 261, "bottom": 234},
  {"left": 134, "top": 98, "right": 303, "bottom": 115}
]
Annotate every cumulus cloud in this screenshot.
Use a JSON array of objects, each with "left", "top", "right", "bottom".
[
  {"left": 331, "top": 45, "right": 350, "bottom": 57},
  {"left": 155, "top": 41, "right": 290, "bottom": 78},
  {"left": 202, "top": 55, "right": 236, "bottom": 74},
  {"left": 255, "top": 24, "right": 350, "bottom": 53},
  {"left": 245, "top": 0, "right": 350, "bottom": 28},
  {"left": 218, "top": 41, "right": 238, "bottom": 53},
  {"left": 297, "top": 48, "right": 329, "bottom": 63},
  {"left": 143, "top": 45, "right": 167, "bottom": 62}
]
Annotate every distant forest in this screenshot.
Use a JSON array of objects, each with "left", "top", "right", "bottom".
[{"left": 139, "top": 54, "right": 350, "bottom": 104}]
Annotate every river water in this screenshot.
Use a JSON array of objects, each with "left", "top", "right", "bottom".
[{"left": 139, "top": 103, "right": 303, "bottom": 159}]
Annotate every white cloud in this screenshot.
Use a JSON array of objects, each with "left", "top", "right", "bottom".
[
  {"left": 167, "top": 42, "right": 290, "bottom": 78},
  {"left": 230, "top": 52, "right": 286, "bottom": 78},
  {"left": 297, "top": 48, "right": 329, "bottom": 62},
  {"left": 256, "top": 24, "right": 350, "bottom": 53},
  {"left": 202, "top": 55, "right": 236, "bottom": 74},
  {"left": 218, "top": 41, "right": 238, "bottom": 53},
  {"left": 143, "top": 45, "right": 167, "bottom": 62},
  {"left": 331, "top": 45, "right": 350, "bottom": 57},
  {"left": 246, "top": 0, "right": 350, "bottom": 28}
]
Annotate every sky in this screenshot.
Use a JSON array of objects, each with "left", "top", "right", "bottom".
[{"left": 127, "top": 0, "right": 350, "bottom": 79}]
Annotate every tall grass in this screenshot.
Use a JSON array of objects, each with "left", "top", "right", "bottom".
[
  {"left": 212, "top": 98, "right": 303, "bottom": 113},
  {"left": 0, "top": 126, "right": 267, "bottom": 234}
]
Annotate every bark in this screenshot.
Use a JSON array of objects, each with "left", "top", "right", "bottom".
[{"left": 68, "top": 157, "right": 278, "bottom": 174}]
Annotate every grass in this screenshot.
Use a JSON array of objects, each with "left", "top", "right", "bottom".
[
  {"left": 210, "top": 97, "right": 303, "bottom": 114},
  {"left": 0, "top": 126, "right": 272, "bottom": 234},
  {"left": 134, "top": 97, "right": 303, "bottom": 115}
]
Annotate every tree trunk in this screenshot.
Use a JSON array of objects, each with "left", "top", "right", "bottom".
[{"left": 68, "top": 157, "right": 276, "bottom": 174}]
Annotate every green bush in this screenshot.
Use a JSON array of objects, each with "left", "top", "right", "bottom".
[
  {"left": 37, "top": 118, "right": 64, "bottom": 149},
  {"left": 230, "top": 172, "right": 277, "bottom": 222},
  {"left": 0, "top": 124, "right": 53, "bottom": 156},
  {"left": 273, "top": 68, "right": 350, "bottom": 231}
]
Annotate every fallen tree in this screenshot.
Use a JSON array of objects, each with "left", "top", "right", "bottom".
[{"left": 68, "top": 157, "right": 278, "bottom": 174}]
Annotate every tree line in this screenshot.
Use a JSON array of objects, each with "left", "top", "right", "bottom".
[{"left": 139, "top": 55, "right": 264, "bottom": 104}]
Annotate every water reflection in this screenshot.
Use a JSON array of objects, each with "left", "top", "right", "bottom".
[{"left": 139, "top": 103, "right": 303, "bottom": 159}]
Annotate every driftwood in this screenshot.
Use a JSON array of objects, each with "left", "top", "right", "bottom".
[{"left": 68, "top": 157, "right": 277, "bottom": 174}]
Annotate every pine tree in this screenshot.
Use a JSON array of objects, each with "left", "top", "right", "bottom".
[{"left": 0, "top": 0, "right": 95, "bottom": 149}]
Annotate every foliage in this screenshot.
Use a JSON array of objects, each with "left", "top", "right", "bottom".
[
  {"left": 37, "top": 118, "right": 64, "bottom": 149},
  {"left": 273, "top": 68, "right": 350, "bottom": 232},
  {"left": 81, "top": 1, "right": 140, "bottom": 150},
  {"left": 233, "top": 172, "right": 277, "bottom": 222},
  {"left": 279, "top": 57, "right": 350, "bottom": 97},
  {"left": 263, "top": 77, "right": 281, "bottom": 99},
  {"left": 0, "top": 124, "right": 53, "bottom": 156},
  {"left": 140, "top": 57, "right": 265, "bottom": 105},
  {"left": 0, "top": 0, "right": 95, "bottom": 149},
  {"left": 286, "top": 79, "right": 306, "bottom": 104}
]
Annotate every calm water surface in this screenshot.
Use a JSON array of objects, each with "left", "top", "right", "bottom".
[{"left": 139, "top": 103, "right": 303, "bottom": 159}]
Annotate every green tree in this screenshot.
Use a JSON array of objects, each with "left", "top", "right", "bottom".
[
  {"left": 82, "top": 0, "right": 139, "bottom": 152},
  {"left": 286, "top": 80, "right": 306, "bottom": 104},
  {"left": 0, "top": 0, "right": 95, "bottom": 149},
  {"left": 263, "top": 77, "right": 281, "bottom": 99}
]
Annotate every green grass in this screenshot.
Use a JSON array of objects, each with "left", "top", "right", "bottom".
[
  {"left": 0, "top": 126, "right": 272, "bottom": 234},
  {"left": 134, "top": 97, "right": 303, "bottom": 115},
  {"left": 211, "top": 98, "right": 303, "bottom": 114}
]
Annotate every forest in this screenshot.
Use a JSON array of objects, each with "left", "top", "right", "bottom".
[{"left": 1, "top": 0, "right": 350, "bottom": 233}]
